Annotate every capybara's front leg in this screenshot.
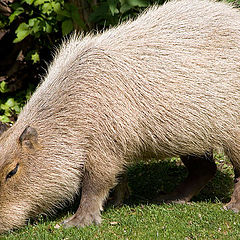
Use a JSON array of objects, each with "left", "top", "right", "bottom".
[
  {"left": 62, "top": 151, "right": 123, "bottom": 228},
  {"left": 62, "top": 170, "right": 109, "bottom": 227}
]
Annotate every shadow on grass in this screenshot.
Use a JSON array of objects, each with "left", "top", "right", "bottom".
[{"left": 126, "top": 159, "right": 234, "bottom": 206}]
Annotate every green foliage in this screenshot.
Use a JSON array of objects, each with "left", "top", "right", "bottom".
[
  {"left": 8, "top": 0, "right": 158, "bottom": 47},
  {"left": 31, "top": 51, "right": 40, "bottom": 63},
  {"left": 10, "top": 0, "right": 86, "bottom": 44},
  {"left": 89, "top": 0, "right": 159, "bottom": 27},
  {"left": 5, "top": 0, "right": 87, "bottom": 69},
  {"left": 0, "top": 85, "right": 34, "bottom": 123},
  {"left": 0, "top": 98, "right": 20, "bottom": 123},
  {"left": 0, "top": 81, "right": 9, "bottom": 94}
]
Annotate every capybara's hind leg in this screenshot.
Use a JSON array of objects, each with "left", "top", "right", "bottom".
[
  {"left": 224, "top": 148, "right": 240, "bottom": 213},
  {"left": 107, "top": 173, "right": 130, "bottom": 207},
  {"left": 154, "top": 153, "right": 216, "bottom": 203},
  {"left": 224, "top": 178, "right": 240, "bottom": 213}
]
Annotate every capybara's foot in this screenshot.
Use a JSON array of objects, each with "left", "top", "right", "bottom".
[
  {"left": 153, "top": 192, "right": 188, "bottom": 204},
  {"left": 223, "top": 177, "right": 240, "bottom": 213},
  {"left": 223, "top": 202, "right": 240, "bottom": 213},
  {"left": 62, "top": 210, "right": 102, "bottom": 228}
]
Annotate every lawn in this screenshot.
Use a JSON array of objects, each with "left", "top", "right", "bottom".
[{"left": 1, "top": 155, "right": 240, "bottom": 240}]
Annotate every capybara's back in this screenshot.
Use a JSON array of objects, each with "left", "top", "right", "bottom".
[{"left": 0, "top": 0, "right": 240, "bottom": 233}]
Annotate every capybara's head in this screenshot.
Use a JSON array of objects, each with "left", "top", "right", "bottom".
[{"left": 0, "top": 125, "right": 82, "bottom": 233}]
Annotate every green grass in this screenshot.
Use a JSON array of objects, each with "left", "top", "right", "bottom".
[{"left": 1, "top": 155, "right": 240, "bottom": 240}]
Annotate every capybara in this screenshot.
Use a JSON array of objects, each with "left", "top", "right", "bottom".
[
  {"left": 0, "top": 0, "right": 240, "bottom": 233},
  {"left": 0, "top": 123, "right": 9, "bottom": 136}
]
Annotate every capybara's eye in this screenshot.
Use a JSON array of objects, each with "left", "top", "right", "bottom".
[{"left": 6, "top": 163, "right": 19, "bottom": 180}]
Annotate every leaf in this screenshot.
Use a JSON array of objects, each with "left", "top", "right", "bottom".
[
  {"left": 13, "top": 105, "right": 21, "bottom": 114},
  {"left": 42, "top": 2, "right": 53, "bottom": 14},
  {"left": 127, "top": 0, "right": 148, "bottom": 7},
  {"left": 61, "top": 19, "right": 73, "bottom": 36},
  {"left": 31, "top": 51, "right": 40, "bottom": 63},
  {"left": 5, "top": 98, "right": 15, "bottom": 108},
  {"left": 89, "top": 2, "right": 109, "bottom": 23},
  {"left": 71, "top": 7, "right": 86, "bottom": 29},
  {"left": 34, "top": 0, "right": 49, "bottom": 6},
  {"left": 0, "top": 81, "right": 8, "bottom": 93},
  {"left": 0, "top": 104, "right": 8, "bottom": 111},
  {"left": 26, "top": 89, "right": 32, "bottom": 100},
  {"left": 5, "top": 111, "right": 11, "bottom": 117},
  {"left": 120, "top": 3, "right": 132, "bottom": 13},
  {"left": 120, "top": 0, "right": 147, "bottom": 13},
  {"left": 28, "top": 18, "right": 42, "bottom": 34},
  {"left": 28, "top": 18, "right": 36, "bottom": 27},
  {"left": 57, "top": 9, "right": 71, "bottom": 18},
  {"left": 0, "top": 115, "right": 11, "bottom": 123},
  {"left": 31, "top": 19, "right": 42, "bottom": 33},
  {"left": 52, "top": 2, "right": 61, "bottom": 14},
  {"left": 23, "top": 0, "right": 34, "bottom": 4},
  {"left": 13, "top": 23, "right": 31, "bottom": 43},
  {"left": 107, "top": 0, "right": 119, "bottom": 16},
  {"left": 10, "top": 2, "right": 22, "bottom": 11},
  {"left": 9, "top": 7, "right": 24, "bottom": 23},
  {"left": 45, "top": 22, "right": 52, "bottom": 33}
]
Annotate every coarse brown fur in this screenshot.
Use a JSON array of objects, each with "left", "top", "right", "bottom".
[{"left": 0, "top": 0, "right": 240, "bottom": 233}]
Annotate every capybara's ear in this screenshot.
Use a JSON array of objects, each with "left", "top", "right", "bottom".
[
  {"left": 19, "top": 126, "right": 38, "bottom": 150},
  {"left": 0, "top": 122, "right": 9, "bottom": 137}
]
